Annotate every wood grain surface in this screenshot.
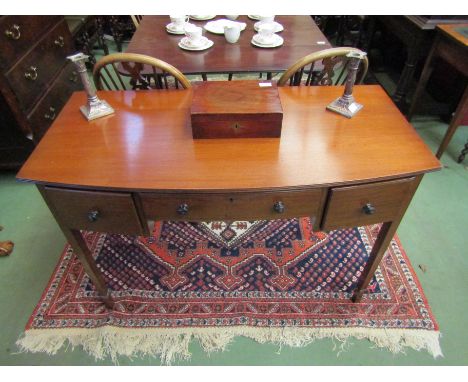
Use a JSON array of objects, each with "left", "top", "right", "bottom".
[
  {"left": 125, "top": 16, "right": 331, "bottom": 74},
  {"left": 17, "top": 83, "right": 441, "bottom": 191},
  {"left": 437, "top": 23, "right": 468, "bottom": 47},
  {"left": 191, "top": 81, "right": 283, "bottom": 138}
]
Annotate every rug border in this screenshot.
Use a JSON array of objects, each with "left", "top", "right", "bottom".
[
  {"left": 386, "top": 234, "right": 439, "bottom": 331},
  {"left": 17, "top": 325, "right": 443, "bottom": 365}
]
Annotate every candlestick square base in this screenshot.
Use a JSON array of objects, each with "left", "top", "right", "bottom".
[
  {"left": 80, "top": 100, "right": 115, "bottom": 121},
  {"left": 326, "top": 97, "right": 363, "bottom": 118}
]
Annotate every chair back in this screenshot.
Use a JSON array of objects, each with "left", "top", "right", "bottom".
[
  {"left": 93, "top": 53, "right": 191, "bottom": 91},
  {"left": 131, "top": 15, "right": 143, "bottom": 29},
  {"left": 277, "top": 47, "right": 369, "bottom": 87}
]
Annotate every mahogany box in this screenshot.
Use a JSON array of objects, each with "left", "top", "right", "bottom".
[{"left": 190, "top": 80, "right": 283, "bottom": 139}]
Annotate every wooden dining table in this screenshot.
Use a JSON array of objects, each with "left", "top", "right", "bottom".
[
  {"left": 17, "top": 82, "right": 441, "bottom": 309},
  {"left": 125, "top": 15, "right": 331, "bottom": 76},
  {"left": 407, "top": 23, "right": 468, "bottom": 161}
]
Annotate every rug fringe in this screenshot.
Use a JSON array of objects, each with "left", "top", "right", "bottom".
[{"left": 16, "top": 326, "right": 443, "bottom": 365}]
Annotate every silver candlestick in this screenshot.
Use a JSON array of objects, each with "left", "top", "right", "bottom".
[
  {"left": 326, "top": 51, "right": 367, "bottom": 118},
  {"left": 67, "top": 52, "right": 114, "bottom": 121}
]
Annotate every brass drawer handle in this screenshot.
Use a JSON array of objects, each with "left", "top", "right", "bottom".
[
  {"left": 362, "top": 203, "right": 376, "bottom": 215},
  {"left": 54, "top": 36, "right": 64, "bottom": 48},
  {"left": 177, "top": 203, "right": 189, "bottom": 215},
  {"left": 273, "top": 201, "right": 285, "bottom": 213},
  {"left": 5, "top": 24, "right": 21, "bottom": 40},
  {"left": 24, "top": 66, "right": 38, "bottom": 81},
  {"left": 44, "top": 107, "right": 56, "bottom": 121},
  {"left": 87, "top": 210, "right": 100, "bottom": 222},
  {"left": 69, "top": 71, "right": 79, "bottom": 83}
]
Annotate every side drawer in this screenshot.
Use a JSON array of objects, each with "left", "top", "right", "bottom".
[
  {"left": 5, "top": 19, "right": 74, "bottom": 112},
  {"left": 321, "top": 177, "right": 416, "bottom": 231},
  {"left": 141, "top": 188, "right": 326, "bottom": 224},
  {"left": 42, "top": 187, "right": 145, "bottom": 235},
  {"left": 0, "top": 16, "right": 61, "bottom": 72},
  {"left": 28, "top": 63, "right": 83, "bottom": 142}
]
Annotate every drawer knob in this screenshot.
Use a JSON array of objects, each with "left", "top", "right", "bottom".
[
  {"left": 273, "top": 201, "right": 285, "bottom": 213},
  {"left": 177, "top": 203, "right": 189, "bottom": 215},
  {"left": 24, "top": 66, "right": 38, "bottom": 81},
  {"left": 5, "top": 24, "right": 21, "bottom": 40},
  {"left": 362, "top": 203, "right": 376, "bottom": 215},
  {"left": 54, "top": 36, "right": 65, "bottom": 48},
  {"left": 44, "top": 107, "right": 56, "bottom": 121},
  {"left": 87, "top": 210, "right": 100, "bottom": 222}
]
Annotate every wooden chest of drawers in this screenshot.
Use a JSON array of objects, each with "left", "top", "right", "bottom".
[{"left": 0, "top": 15, "right": 82, "bottom": 169}]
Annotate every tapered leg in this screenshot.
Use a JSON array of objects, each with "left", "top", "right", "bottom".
[
  {"left": 407, "top": 36, "right": 439, "bottom": 121},
  {"left": 352, "top": 175, "right": 423, "bottom": 302},
  {"left": 66, "top": 229, "right": 113, "bottom": 308},
  {"left": 393, "top": 38, "right": 422, "bottom": 110},
  {"left": 436, "top": 86, "right": 468, "bottom": 159},
  {"left": 37, "top": 186, "right": 113, "bottom": 309},
  {"left": 352, "top": 221, "right": 397, "bottom": 302}
]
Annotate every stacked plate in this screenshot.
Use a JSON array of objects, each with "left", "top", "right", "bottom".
[
  {"left": 254, "top": 21, "right": 284, "bottom": 33},
  {"left": 166, "top": 22, "right": 190, "bottom": 35},
  {"left": 178, "top": 36, "right": 214, "bottom": 51},
  {"left": 189, "top": 15, "right": 216, "bottom": 20},
  {"left": 251, "top": 33, "right": 284, "bottom": 48}
]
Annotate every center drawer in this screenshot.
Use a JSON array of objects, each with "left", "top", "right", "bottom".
[
  {"left": 42, "top": 187, "right": 146, "bottom": 235},
  {"left": 140, "top": 188, "right": 326, "bottom": 225}
]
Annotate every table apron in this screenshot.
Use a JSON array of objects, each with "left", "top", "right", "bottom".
[{"left": 39, "top": 176, "right": 419, "bottom": 235}]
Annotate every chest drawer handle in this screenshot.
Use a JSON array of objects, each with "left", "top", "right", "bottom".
[
  {"left": 177, "top": 203, "right": 189, "bottom": 215},
  {"left": 54, "top": 36, "right": 65, "bottom": 48},
  {"left": 273, "top": 201, "right": 285, "bottom": 213},
  {"left": 24, "top": 66, "right": 38, "bottom": 81},
  {"left": 362, "top": 203, "right": 376, "bottom": 215},
  {"left": 44, "top": 107, "right": 56, "bottom": 121},
  {"left": 5, "top": 24, "right": 21, "bottom": 40},
  {"left": 87, "top": 210, "right": 100, "bottom": 222}
]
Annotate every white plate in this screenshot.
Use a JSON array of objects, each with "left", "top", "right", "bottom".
[
  {"left": 251, "top": 34, "right": 284, "bottom": 48},
  {"left": 254, "top": 21, "right": 284, "bottom": 33},
  {"left": 189, "top": 15, "right": 216, "bottom": 20},
  {"left": 204, "top": 19, "right": 247, "bottom": 34},
  {"left": 179, "top": 36, "right": 214, "bottom": 51},
  {"left": 248, "top": 15, "right": 261, "bottom": 20},
  {"left": 166, "top": 22, "right": 186, "bottom": 35}
]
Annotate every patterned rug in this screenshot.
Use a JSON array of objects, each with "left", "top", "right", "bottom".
[{"left": 17, "top": 218, "right": 442, "bottom": 364}]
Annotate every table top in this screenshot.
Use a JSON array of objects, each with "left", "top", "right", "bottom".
[
  {"left": 437, "top": 23, "right": 468, "bottom": 47},
  {"left": 125, "top": 15, "right": 331, "bottom": 75},
  {"left": 17, "top": 82, "right": 441, "bottom": 192},
  {"left": 405, "top": 16, "right": 468, "bottom": 30}
]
